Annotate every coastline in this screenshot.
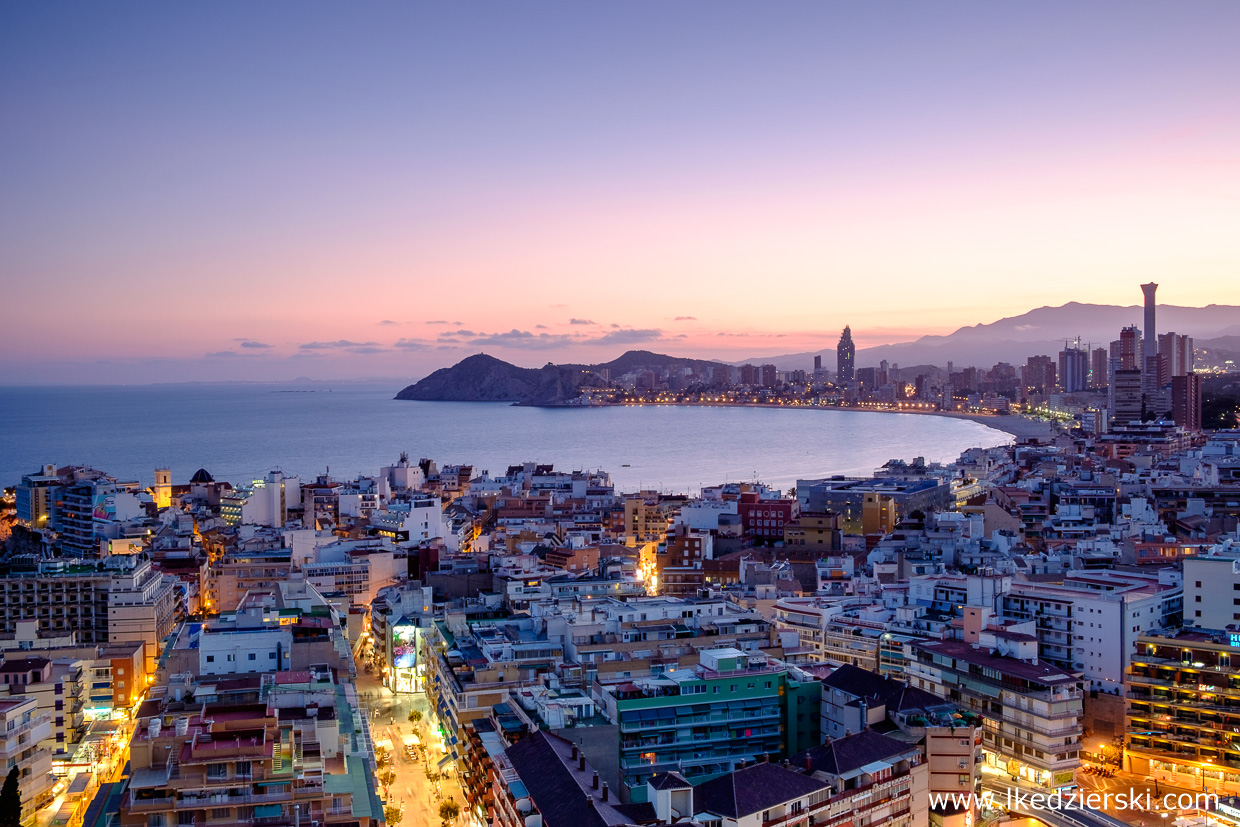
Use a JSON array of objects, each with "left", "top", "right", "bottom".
[{"left": 544, "top": 399, "right": 1057, "bottom": 440}]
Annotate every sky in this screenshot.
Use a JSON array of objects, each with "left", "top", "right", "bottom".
[{"left": 2, "top": 2, "right": 1239, "bottom": 384}]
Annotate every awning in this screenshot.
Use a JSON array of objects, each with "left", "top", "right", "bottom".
[
  {"left": 437, "top": 755, "right": 452, "bottom": 769},
  {"left": 254, "top": 804, "right": 282, "bottom": 818}
]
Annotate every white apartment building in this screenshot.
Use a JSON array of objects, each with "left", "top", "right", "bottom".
[
  {"left": 370, "top": 495, "right": 448, "bottom": 548},
  {"left": 0, "top": 695, "right": 55, "bottom": 822},
  {"left": 1002, "top": 571, "right": 1181, "bottom": 690},
  {"left": 1183, "top": 544, "right": 1240, "bottom": 630},
  {"left": 239, "top": 470, "right": 301, "bottom": 527}
]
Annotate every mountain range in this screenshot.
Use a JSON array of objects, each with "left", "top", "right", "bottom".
[{"left": 740, "top": 302, "right": 1240, "bottom": 370}]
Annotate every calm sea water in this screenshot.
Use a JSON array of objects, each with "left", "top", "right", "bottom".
[{"left": 0, "top": 383, "right": 1009, "bottom": 494}]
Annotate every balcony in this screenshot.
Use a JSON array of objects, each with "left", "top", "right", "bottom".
[{"left": 988, "top": 717, "right": 1082, "bottom": 739}]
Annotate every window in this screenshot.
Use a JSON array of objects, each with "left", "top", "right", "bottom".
[
  {"left": 248, "top": 653, "right": 257, "bottom": 661},
  {"left": 206, "top": 655, "right": 215, "bottom": 663},
  {"left": 207, "top": 763, "right": 227, "bottom": 779},
  {"left": 227, "top": 654, "right": 236, "bottom": 662}
]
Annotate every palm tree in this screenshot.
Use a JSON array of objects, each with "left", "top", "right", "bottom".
[{"left": 0, "top": 767, "right": 20, "bottom": 827}]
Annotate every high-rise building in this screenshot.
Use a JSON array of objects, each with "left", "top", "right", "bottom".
[
  {"left": 1091, "top": 347, "right": 1109, "bottom": 389},
  {"left": 836, "top": 326, "right": 855, "bottom": 382},
  {"left": 1141, "top": 283, "right": 1160, "bottom": 401},
  {"left": 739, "top": 363, "right": 758, "bottom": 386},
  {"left": 813, "top": 354, "right": 822, "bottom": 372},
  {"left": 1021, "top": 355, "right": 1056, "bottom": 395},
  {"left": 1058, "top": 342, "right": 1090, "bottom": 393},
  {"left": 1141, "top": 282, "right": 1158, "bottom": 364},
  {"left": 760, "top": 364, "right": 778, "bottom": 388},
  {"left": 1172, "top": 373, "right": 1202, "bottom": 432},
  {"left": 1118, "top": 326, "right": 1141, "bottom": 370},
  {"left": 1111, "top": 368, "right": 1144, "bottom": 425},
  {"left": 1159, "top": 332, "right": 1194, "bottom": 378}
]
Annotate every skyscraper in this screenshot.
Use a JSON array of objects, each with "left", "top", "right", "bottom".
[
  {"left": 813, "top": 354, "right": 822, "bottom": 372},
  {"left": 1141, "top": 283, "right": 1160, "bottom": 402},
  {"left": 1141, "top": 283, "right": 1158, "bottom": 365},
  {"left": 1058, "top": 341, "right": 1090, "bottom": 393},
  {"left": 1118, "top": 326, "right": 1141, "bottom": 370},
  {"left": 1172, "top": 373, "right": 1203, "bottom": 432},
  {"left": 1159, "top": 332, "right": 1194, "bottom": 378},
  {"left": 1111, "top": 369, "right": 1144, "bottom": 424},
  {"left": 1091, "top": 347, "right": 1109, "bottom": 390},
  {"left": 837, "top": 326, "right": 855, "bottom": 382},
  {"left": 1022, "top": 355, "right": 1056, "bottom": 395}
]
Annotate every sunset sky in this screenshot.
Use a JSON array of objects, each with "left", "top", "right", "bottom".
[{"left": 3, "top": 2, "right": 1239, "bottom": 383}]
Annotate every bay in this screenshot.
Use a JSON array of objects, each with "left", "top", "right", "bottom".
[{"left": 0, "top": 383, "right": 1009, "bottom": 493}]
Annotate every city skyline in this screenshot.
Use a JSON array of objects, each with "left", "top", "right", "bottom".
[{"left": 4, "top": 2, "right": 1240, "bottom": 384}]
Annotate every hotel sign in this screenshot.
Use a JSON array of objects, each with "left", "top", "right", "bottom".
[{"left": 1230, "top": 632, "right": 1240, "bottom": 648}]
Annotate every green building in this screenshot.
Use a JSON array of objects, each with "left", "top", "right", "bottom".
[{"left": 604, "top": 647, "right": 821, "bottom": 802}]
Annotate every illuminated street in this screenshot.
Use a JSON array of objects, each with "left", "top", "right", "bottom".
[{"left": 357, "top": 667, "right": 466, "bottom": 827}]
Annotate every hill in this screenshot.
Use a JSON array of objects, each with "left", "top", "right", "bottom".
[{"left": 394, "top": 350, "right": 720, "bottom": 405}]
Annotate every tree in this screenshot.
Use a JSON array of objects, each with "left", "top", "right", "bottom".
[
  {"left": 439, "top": 800, "right": 460, "bottom": 825},
  {"left": 383, "top": 804, "right": 403, "bottom": 826},
  {"left": 408, "top": 710, "right": 423, "bottom": 724},
  {"left": 0, "top": 766, "right": 20, "bottom": 827}
]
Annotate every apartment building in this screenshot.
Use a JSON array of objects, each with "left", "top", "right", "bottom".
[
  {"left": 0, "top": 695, "right": 55, "bottom": 822},
  {"left": 0, "top": 656, "right": 86, "bottom": 763},
  {"left": 118, "top": 670, "right": 382, "bottom": 827},
  {"left": 907, "top": 631, "right": 1084, "bottom": 789},
  {"left": 1126, "top": 627, "right": 1240, "bottom": 793},
  {"left": 790, "top": 728, "right": 929, "bottom": 827},
  {"left": 0, "top": 556, "right": 181, "bottom": 676},
  {"left": 212, "top": 550, "right": 293, "bottom": 613},
  {"left": 771, "top": 597, "right": 917, "bottom": 677},
  {"left": 1002, "top": 571, "right": 1182, "bottom": 689},
  {"left": 597, "top": 648, "right": 821, "bottom": 802},
  {"left": 425, "top": 619, "right": 570, "bottom": 762},
  {"left": 548, "top": 595, "right": 773, "bottom": 685}
]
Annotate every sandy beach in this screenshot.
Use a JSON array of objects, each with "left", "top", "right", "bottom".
[
  {"left": 801, "top": 404, "right": 1056, "bottom": 440},
  {"left": 587, "top": 398, "right": 1057, "bottom": 440}
]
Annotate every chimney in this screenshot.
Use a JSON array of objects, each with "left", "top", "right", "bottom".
[
  {"left": 587, "top": 795, "right": 595, "bottom": 810},
  {"left": 579, "top": 753, "right": 586, "bottom": 771},
  {"left": 805, "top": 755, "right": 813, "bottom": 772},
  {"left": 738, "top": 758, "right": 746, "bottom": 769},
  {"left": 762, "top": 752, "right": 769, "bottom": 763},
  {"left": 602, "top": 783, "right": 610, "bottom": 802},
  {"left": 571, "top": 744, "right": 578, "bottom": 760},
  {"left": 592, "top": 771, "right": 599, "bottom": 790}
]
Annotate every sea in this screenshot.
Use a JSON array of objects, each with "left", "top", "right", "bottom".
[{"left": 0, "top": 382, "right": 1010, "bottom": 494}]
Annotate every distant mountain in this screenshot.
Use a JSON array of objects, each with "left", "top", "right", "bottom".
[
  {"left": 740, "top": 303, "right": 1240, "bottom": 370},
  {"left": 394, "top": 350, "right": 722, "bottom": 405}
]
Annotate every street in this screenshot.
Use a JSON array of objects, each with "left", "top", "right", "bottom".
[
  {"left": 356, "top": 667, "right": 467, "bottom": 827},
  {"left": 981, "top": 765, "right": 1221, "bottom": 827}
]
